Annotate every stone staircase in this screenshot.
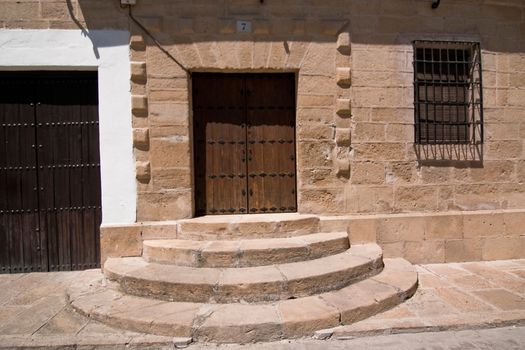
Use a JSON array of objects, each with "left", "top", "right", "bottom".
[{"left": 68, "top": 214, "right": 418, "bottom": 344}]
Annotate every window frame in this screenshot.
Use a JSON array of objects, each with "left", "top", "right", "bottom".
[{"left": 413, "top": 40, "right": 484, "bottom": 145}]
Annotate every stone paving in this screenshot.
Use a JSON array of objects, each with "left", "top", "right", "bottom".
[{"left": 0, "top": 259, "right": 524, "bottom": 349}]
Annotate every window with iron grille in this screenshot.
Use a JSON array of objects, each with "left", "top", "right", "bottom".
[{"left": 413, "top": 41, "right": 483, "bottom": 144}]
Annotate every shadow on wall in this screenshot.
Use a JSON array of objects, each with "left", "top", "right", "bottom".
[
  {"left": 415, "top": 144, "right": 483, "bottom": 166},
  {"left": 69, "top": 0, "right": 524, "bottom": 52}
]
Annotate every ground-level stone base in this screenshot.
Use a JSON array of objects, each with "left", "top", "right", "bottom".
[
  {"left": 67, "top": 258, "right": 417, "bottom": 344},
  {"left": 101, "top": 210, "right": 525, "bottom": 265}
]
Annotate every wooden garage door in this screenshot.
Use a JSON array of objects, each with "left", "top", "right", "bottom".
[
  {"left": 193, "top": 73, "right": 296, "bottom": 216},
  {"left": 0, "top": 72, "right": 101, "bottom": 273}
]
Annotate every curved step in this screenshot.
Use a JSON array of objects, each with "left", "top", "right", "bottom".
[
  {"left": 69, "top": 258, "right": 418, "bottom": 344},
  {"left": 143, "top": 231, "right": 350, "bottom": 267},
  {"left": 177, "top": 213, "right": 320, "bottom": 240},
  {"left": 105, "top": 243, "right": 383, "bottom": 303}
]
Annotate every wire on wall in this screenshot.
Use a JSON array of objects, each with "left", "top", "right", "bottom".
[{"left": 126, "top": 5, "right": 190, "bottom": 74}]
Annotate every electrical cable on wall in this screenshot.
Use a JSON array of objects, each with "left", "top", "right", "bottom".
[{"left": 125, "top": 5, "right": 190, "bottom": 74}]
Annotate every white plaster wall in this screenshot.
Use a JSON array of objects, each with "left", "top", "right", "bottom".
[{"left": 0, "top": 29, "right": 136, "bottom": 224}]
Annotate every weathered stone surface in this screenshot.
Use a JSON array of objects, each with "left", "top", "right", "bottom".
[
  {"left": 133, "top": 128, "right": 149, "bottom": 148},
  {"left": 177, "top": 213, "right": 320, "bottom": 239},
  {"left": 337, "top": 32, "right": 351, "bottom": 55},
  {"left": 278, "top": 296, "right": 340, "bottom": 338},
  {"left": 130, "top": 61, "right": 147, "bottom": 82},
  {"left": 147, "top": 231, "right": 349, "bottom": 268},
  {"left": 336, "top": 98, "right": 352, "bottom": 116},
  {"left": 131, "top": 95, "right": 148, "bottom": 113},
  {"left": 100, "top": 224, "right": 142, "bottom": 264},
  {"left": 135, "top": 161, "right": 151, "bottom": 182},
  {"left": 104, "top": 244, "right": 382, "bottom": 303},
  {"left": 336, "top": 67, "right": 352, "bottom": 87},
  {"left": 67, "top": 257, "right": 418, "bottom": 343}
]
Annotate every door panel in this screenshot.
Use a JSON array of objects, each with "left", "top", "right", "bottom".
[
  {"left": 193, "top": 74, "right": 248, "bottom": 215},
  {"left": 36, "top": 73, "right": 101, "bottom": 271},
  {"left": 193, "top": 73, "right": 297, "bottom": 216},
  {"left": 0, "top": 76, "right": 42, "bottom": 273},
  {"left": 246, "top": 74, "right": 296, "bottom": 213}
]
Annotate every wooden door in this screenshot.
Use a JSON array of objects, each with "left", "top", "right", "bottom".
[
  {"left": 0, "top": 72, "right": 101, "bottom": 274},
  {"left": 193, "top": 73, "right": 297, "bottom": 216}
]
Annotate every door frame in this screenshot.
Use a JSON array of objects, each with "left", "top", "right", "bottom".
[{"left": 0, "top": 29, "right": 135, "bottom": 225}]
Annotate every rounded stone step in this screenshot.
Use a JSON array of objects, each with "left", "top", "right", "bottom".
[
  {"left": 176, "top": 213, "right": 320, "bottom": 240},
  {"left": 104, "top": 243, "right": 383, "bottom": 303},
  {"left": 143, "top": 231, "right": 350, "bottom": 267},
  {"left": 69, "top": 258, "right": 418, "bottom": 344}
]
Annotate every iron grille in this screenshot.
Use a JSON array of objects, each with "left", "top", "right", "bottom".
[{"left": 413, "top": 41, "right": 483, "bottom": 144}]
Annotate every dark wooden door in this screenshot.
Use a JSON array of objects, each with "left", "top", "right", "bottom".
[
  {"left": 0, "top": 72, "right": 101, "bottom": 274},
  {"left": 193, "top": 73, "right": 297, "bottom": 216}
]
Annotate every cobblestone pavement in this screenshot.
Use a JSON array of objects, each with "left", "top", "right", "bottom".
[
  {"left": 193, "top": 326, "right": 525, "bottom": 350},
  {"left": 0, "top": 259, "right": 524, "bottom": 349}
]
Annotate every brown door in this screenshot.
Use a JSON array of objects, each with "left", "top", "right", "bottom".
[
  {"left": 193, "top": 73, "right": 297, "bottom": 216},
  {"left": 0, "top": 72, "right": 101, "bottom": 273}
]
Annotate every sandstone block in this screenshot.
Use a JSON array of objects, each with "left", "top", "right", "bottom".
[
  {"left": 288, "top": 19, "right": 304, "bottom": 35},
  {"left": 336, "top": 98, "right": 352, "bottom": 117},
  {"left": 301, "top": 42, "right": 336, "bottom": 75},
  {"left": 0, "top": 2, "right": 39, "bottom": 21},
  {"left": 217, "top": 265, "right": 284, "bottom": 302},
  {"left": 253, "top": 19, "right": 270, "bottom": 34},
  {"left": 150, "top": 138, "right": 190, "bottom": 168},
  {"left": 175, "top": 18, "right": 194, "bottom": 34},
  {"left": 482, "top": 236, "right": 523, "bottom": 260},
  {"left": 278, "top": 296, "right": 340, "bottom": 338},
  {"left": 151, "top": 167, "right": 192, "bottom": 190},
  {"left": 298, "top": 75, "right": 335, "bottom": 95},
  {"left": 425, "top": 215, "right": 463, "bottom": 240},
  {"left": 219, "top": 18, "right": 235, "bottom": 34},
  {"left": 136, "top": 161, "right": 151, "bottom": 182},
  {"left": 149, "top": 103, "right": 189, "bottom": 127},
  {"left": 444, "top": 239, "right": 482, "bottom": 262},
  {"left": 132, "top": 95, "right": 148, "bottom": 113},
  {"left": 376, "top": 216, "right": 425, "bottom": 243},
  {"left": 348, "top": 218, "right": 377, "bottom": 243},
  {"left": 297, "top": 122, "right": 334, "bottom": 140},
  {"left": 334, "top": 127, "right": 351, "bottom": 146},
  {"left": 353, "top": 142, "right": 406, "bottom": 161},
  {"left": 201, "top": 241, "right": 240, "bottom": 268},
  {"left": 346, "top": 185, "right": 393, "bottom": 213},
  {"left": 137, "top": 190, "right": 192, "bottom": 221},
  {"left": 130, "top": 61, "right": 146, "bottom": 82},
  {"left": 351, "top": 162, "right": 385, "bottom": 185},
  {"left": 336, "top": 67, "right": 352, "bottom": 87},
  {"left": 503, "top": 211, "right": 525, "bottom": 236},
  {"left": 41, "top": 2, "right": 71, "bottom": 20},
  {"left": 297, "top": 94, "right": 334, "bottom": 107},
  {"left": 322, "top": 20, "right": 346, "bottom": 36},
  {"left": 337, "top": 32, "right": 351, "bottom": 55},
  {"left": 197, "top": 304, "right": 282, "bottom": 343},
  {"left": 334, "top": 157, "right": 350, "bottom": 179},
  {"left": 130, "top": 34, "right": 146, "bottom": 51},
  {"left": 463, "top": 213, "right": 505, "bottom": 238},
  {"left": 404, "top": 240, "right": 445, "bottom": 264},
  {"left": 137, "top": 16, "right": 162, "bottom": 33},
  {"left": 297, "top": 141, "right": 333, "bottom": 168},
  {"left": 133, "top": 128, "right": 149, "bottom": 149},
  {"left": 394, "top": 186, "right": 438, "bottom": 211},
  {"left": 100, "top": 224, "right": 142, "bottom": 264}
]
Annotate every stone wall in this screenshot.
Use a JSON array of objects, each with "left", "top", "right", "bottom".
[{"left": 1, "top": 0, "right": 525, "bottom": 262}]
